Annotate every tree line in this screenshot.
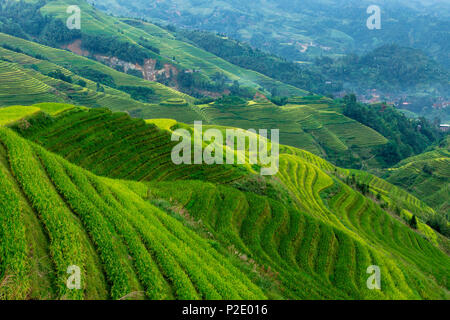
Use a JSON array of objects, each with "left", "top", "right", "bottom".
[{"left": 343, "top": 94, "right": 442, "bottom": 166}]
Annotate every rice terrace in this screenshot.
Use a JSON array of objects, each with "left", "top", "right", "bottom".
[{"left": 0, "top": 0, "right": 448, "bottom": 311}]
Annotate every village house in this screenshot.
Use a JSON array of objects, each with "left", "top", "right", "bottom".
[{"left": 439, "top": 124, "right": 450, "bottom": 132}]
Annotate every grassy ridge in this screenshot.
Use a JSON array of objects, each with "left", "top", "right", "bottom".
[
  {"left": 0, "top": 32, "right": 194, "bottom": 104},
  {"left": 0, "top": 126, "right": 266, "bottom": 299},
  {"left": 0, "top": 106, "right": 41, "bottom": 126},
  {"left": 149, "top": 175, "right": 450, "bottom": 299},
  {"left": 196, "top": 97, "right": 388, "bottom": 167},
  {"left": 12, "top": 106, "right": 244, "bottom": 183},
  {"left": 385, "top": 137, "right": 450, "bottom": 217}
]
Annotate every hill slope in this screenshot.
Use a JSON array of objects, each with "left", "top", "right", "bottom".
[
  {"left": 0, "top": 32, "right": 193, "bottom": 103},
  {"left": 0, "top": 42, "right": 393, "bottom": 169},
  {"left": 385, "top": 136, "right": 450, "bottom": 223},
  {"left": 0, "top": 33, "right": 206, "bottom": 121},
  {"left": 1, "top": 104, "right": 448, "bottom": 300},
  {"left": 0, "top": 0, "right": 307, "bottom": 97},
  {"left": 0, "top": 0, "right": 448, "bottom": 302},
  {"left": 0, "top": 125, "right": 266, "bottom": 300},
  {"left": 195, "top": 96, "right": 388, "bottom": 168},
  {"left": 91, "top": 0, "right": 450, "bottom": 68},
  {"left": 12, "top": 105, "right": 244, "bottom": 183}
]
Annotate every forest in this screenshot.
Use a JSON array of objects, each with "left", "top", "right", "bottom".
[
  {"left": 179, "top": 29, "right": 448, "bottom": 99},
  {"left": 0, "top": 0, "right": 80, "bottom": 46},
  {"left": 343, "top": 94, "right": 442, "bottom": 166}
]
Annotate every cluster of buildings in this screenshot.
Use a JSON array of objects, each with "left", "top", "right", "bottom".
[{"left": 432, "top": 99, "right": 449, "bottom": 110}]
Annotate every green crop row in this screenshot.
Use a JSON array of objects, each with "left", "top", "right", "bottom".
[
  {"left": 0, "top": 161, "right": 29, "bottom": 299},
  {"left": 64, "top": 161, "right": 171, "bottom": 299},
  {"left": 16, "top": 107, "right": 244, "bottom": 184},
  {"left": 0, "top": 128, "right": 85, "bottom": 299},
  {"left": 148, "top": 147, "right": 450, "bottom": 300},
  {"left": 108, "top": 180, "right": 265, "bottom": 299},
  {"left": 35, "top": 146, "right": 131, "bottom": 299}
]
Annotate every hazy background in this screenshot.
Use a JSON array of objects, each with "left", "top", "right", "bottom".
[{"left": 91, "top": 0, "right": 449, "bottom": 67}]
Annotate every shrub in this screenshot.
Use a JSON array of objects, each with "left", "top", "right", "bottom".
[{"left": 410, "top": 215, "right": 418, "bottom": 229}]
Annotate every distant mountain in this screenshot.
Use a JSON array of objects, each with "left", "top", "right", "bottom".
[
  {"left": 176, "top": 28, "right": 449, "bottom": 98},
  {"left": 87, "top": 0, "right": 450, "bottom": 119},
  {"left": 0, "top": 0, "right": 307, "bottom": 98},
  {"left": 316, "top": 44, "right": 449, "bottom": 94},
  {"left": 91, "top": 0, "right": 450, "bottom": 68}
]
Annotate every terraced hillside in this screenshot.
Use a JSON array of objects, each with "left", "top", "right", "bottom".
[
  {"left": 0, "top": 60, "right": 62, "bottom": 106},
  {"left": 148, "top": 155, "right": 450, "bottom": 299},
  {"left": 0, "top": 103, "right": 77, "bottom": 126},
  {"left": 0, "top": 126, "right": 266, "bottom": 300},
  {"left": 37, "top": 0, "right": 307, "bottom": 97},
  {"left": 148, "top": 176, "right": 450, "bottom": 299},
  {"left": 0, "top": 106, "right": 41, "bottom": 126},
  {"left": 0, "top": 32, "right": 193, "bottom": 104},
  {"left": 10, "top": 105, "right": 244, "bottom": 184},
  {"left": 0, "top": 37, "right": 204, "bottom": 121},
  {"left": 385, "top": 137, "right": 450, "bottom": 218},
  {"left": 0, "top": 46, "right": 129, "bottom": 102},
  {"left": 0, "top": 105, "right": 449, "bottom": 300},
  {"left": 196, "top": 96, "right": 388, "bottom": 167},
  {"left": 0, "top": 45, "right": 390, "bottom": 169}
]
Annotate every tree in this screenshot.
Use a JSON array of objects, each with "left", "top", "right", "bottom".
[
  {"left": 423, "top": 164, "right": 434, "bottom": 175},
  {"left": 230, "top": 80, "right": 240, "bottom": 95},
  {"left": 96, "top": 83, "right": 104, "bottom": 92},
  {"left": 426, "top": 215, "right": 450, "bottom": 237},
  {"left": 410, "top": 215, "right": 418, "bottom": 229}
]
